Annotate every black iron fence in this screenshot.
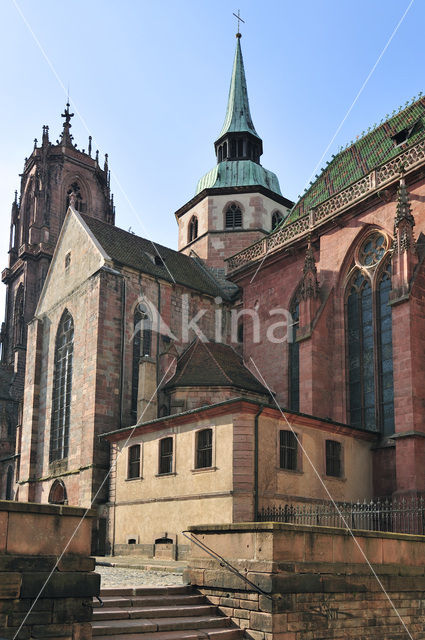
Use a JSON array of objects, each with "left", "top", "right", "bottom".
[{"left": 257, "top": 497, "right": 425, "bottom": 535}]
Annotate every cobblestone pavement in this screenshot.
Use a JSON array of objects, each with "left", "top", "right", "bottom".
[{"left": 96, "top": 566, "right": 185, "bottom": 589}]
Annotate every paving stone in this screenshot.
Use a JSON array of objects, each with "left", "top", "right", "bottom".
[{"left": 96, "top": 566, "right": 183, "bottom": 589}]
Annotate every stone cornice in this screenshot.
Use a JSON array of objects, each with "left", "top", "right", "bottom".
[{"left": 174, "top": 185, "right": 293, "bottom": 219}]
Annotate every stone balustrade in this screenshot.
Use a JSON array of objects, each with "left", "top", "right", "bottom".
[{"left": 227, "top": 138, "right": 425, "bottom": 272}]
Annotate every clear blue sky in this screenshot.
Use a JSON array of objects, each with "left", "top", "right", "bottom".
[{"left": 0, "top": 0, "right": 423, "bottom": 312}]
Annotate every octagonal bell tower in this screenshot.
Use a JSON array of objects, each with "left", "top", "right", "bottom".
[{"left": 176, "top": 32, "right": 293, "bottom": 273}]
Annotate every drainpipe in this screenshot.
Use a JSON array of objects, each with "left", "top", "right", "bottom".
[{"left": 254, "top": 404, "right": 265, "bottom": 521}]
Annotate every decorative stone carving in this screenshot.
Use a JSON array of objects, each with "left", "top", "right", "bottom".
[{"left": 227, "top": 137, "right": 425, "bottom": 273}]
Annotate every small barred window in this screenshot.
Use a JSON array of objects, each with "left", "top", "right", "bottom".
[
  {"left": 325, "top": 440, "right": 342, "bottom": 477},
  {"left": 159, "top": 437, "right": 173, "bottom": 475},
  {"left": 279, "top": 430, "right": 298, "bottom": 471},
  {"left": 196, "top": 428, "right": 213, "bottom": 469},
  {"left": 128, "top": 444, "right": 141, "bottom": 479}
]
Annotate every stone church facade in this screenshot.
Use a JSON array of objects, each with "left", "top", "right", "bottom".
[{"left": 1, "top": 33, "right": 425, "bottom": 554}]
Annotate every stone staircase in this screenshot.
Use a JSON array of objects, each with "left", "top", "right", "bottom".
[{"left": 92, "top": 585, "right": 245, "bottom": 640}]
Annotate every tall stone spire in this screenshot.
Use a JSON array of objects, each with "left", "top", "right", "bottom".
[{"left": 214, "top": 35, "right": 263, "bottom": 164}]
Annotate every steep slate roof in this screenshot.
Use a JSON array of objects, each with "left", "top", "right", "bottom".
[
  {"left": 80, "top": 214, "right": 233, "bottom": 299},
  {"left": 164, "top": 339, "right": 268, "bottom": 395},
  {"left": 285, "top": 95, "right": 425, "bottom": 224}
]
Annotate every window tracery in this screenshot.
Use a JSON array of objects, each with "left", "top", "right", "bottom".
[{"left": 346, "top": 232, "right": 394, "bottom": 433}]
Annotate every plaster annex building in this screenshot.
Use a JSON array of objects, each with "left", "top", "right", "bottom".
[{"left": 0, "top": 34, "right": 425, "bottom": 554}]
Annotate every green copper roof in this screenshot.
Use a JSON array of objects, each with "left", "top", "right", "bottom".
[
  {"left": 284, "top": 95, "right": 425, "bottom": 225},
  {"left": 196, "top": 160, "right": 282, "bottom": 195},
  {"left": 217, "top": 36, "right": 260, "bottom": 141}
]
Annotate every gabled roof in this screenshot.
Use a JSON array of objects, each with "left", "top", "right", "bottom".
[
  {"left": 164, "top": 339, "right": 268, "bottom": 395},
  {"left": 286, "top": 95, "right": 425, "bottom": 224},
  {"left": 217, "top": 36, "right": 260, "bottom": 141},
  {"left": 80, "top": 214, "right": 234, "bottom": 300}
]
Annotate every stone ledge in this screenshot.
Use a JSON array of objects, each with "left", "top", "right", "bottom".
[
  {"left": 0, "top": 499, "right": 96, "bottom": 518},
  {"left": 188, "top": 521, "right": 425, "bottom": 542},
  {"left": 0, "top": 555, "right": 95, "bottom": 573}
]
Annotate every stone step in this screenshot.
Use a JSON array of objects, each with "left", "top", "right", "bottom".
[
  {"left": 94, "top": 594, "right": 206, "bottom": 609},
  {"left": 92, "top": 585, "right": 244, "bottom": 640},
  {"left": 92, "top": 616, "right": 230, "bottom": 638},
  {"left": 99, "top": 586, "right": 192, "bottom": 598},
  {"left": 93, "top": 605, "right": 217, "bottom": 621},
  {"left": 94, "top": 629, "right": 243, "bottom": 640},
  {"left": 92, "top": 616, "right": 231, "bottom": 636}
]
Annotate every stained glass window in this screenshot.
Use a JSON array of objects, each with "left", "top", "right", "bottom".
[
  {"left": 378, "top": 264, "right": 395, "bottom": 435},
  {"left": 347, "top": 273, "right": 375, "bottom": 429},
  {"left": 50, "top": 311, "right": 74, "bottom": 462},
  {"left": 346, "top": 254, "right": 394, "bottom": 434},
  {"left": 289, "top": 296, "right": 300, "bottom": 412},
  {"left": 359, "top": 233, "right": 386, "bottom": 266}
]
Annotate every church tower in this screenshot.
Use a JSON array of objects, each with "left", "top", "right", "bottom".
[
  {"left": 175, "top": 33, "right": 293, "bottom": 272},
  {"left": 0, "top": 104, "right": 114, "bottom": 498}
]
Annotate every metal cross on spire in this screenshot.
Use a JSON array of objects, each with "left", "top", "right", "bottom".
[{"left": 233, "top": 9, "right": 245, "bottom": 37}]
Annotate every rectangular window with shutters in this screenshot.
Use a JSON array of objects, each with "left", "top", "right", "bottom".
[
  {"left": 158, "top": 437, "right": 173, "bottom": 475},
  {"left": 325, "top": 440, "right": 342, "bottom": 477},
  {"left": 279, "top": 430, "right": 298, "bottom": 471},
  {"left": 127, "top": 444, "right": 141, "bottom": 479}
]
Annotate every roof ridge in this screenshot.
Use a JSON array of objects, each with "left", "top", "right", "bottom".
[
  {"left": 201, "top": 341, "right": 234, "bottom": 384},
  {"left": 174, "top": 340, "right": 198, "bottom": 383}
]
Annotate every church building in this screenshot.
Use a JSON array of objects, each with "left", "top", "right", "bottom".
[{"left": 1, "top": 32, "right": 425, "bottom": 555}]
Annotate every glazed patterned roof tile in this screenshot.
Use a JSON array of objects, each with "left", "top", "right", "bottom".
[{"left": 285, "top": 96, "right": 425, "bottom": 224}]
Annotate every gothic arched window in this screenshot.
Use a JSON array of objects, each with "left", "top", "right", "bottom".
[
  {"left": 131, "top": 304, "right": 152, "bottom": 418},
  {"left": 225, "top": 203, "right": 243, "bottom": 229},
  {"left": 50, "top": 311, "right": 74, "bottom": 462},
  {"left": 48, "top": 479, "right": 68, "bottom": 504},
  {"left": 347, "top": 272, "right": 375, "bottom": 430},
  {"left": 272, "top": 211, "right": 283, "bottom": 230},
  {"left": 346, "top": 233, "right": 394, "bottom": 433},
  {"left": 188, "top": 216, "right": 198, "bottom": 243},
  {"left": 288, "top": 292, "right": 301, "bottom": 412},
  {"left": 13, "top": 285, "right": 25, "bottom": 347}
]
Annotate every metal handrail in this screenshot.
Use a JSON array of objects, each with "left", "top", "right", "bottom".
[{"left": 182, "top": 530, "right": 272, "bottom": 599}]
